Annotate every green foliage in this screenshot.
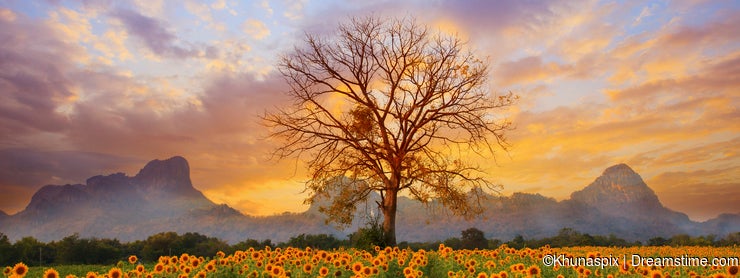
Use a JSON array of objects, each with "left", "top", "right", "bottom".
[
  {"left": 0, "top": 233, "right": 15, "bottom": 266},
  {"left": 140, "top": 231, "right": 179, "bottom": 261},
  {"left": 718, "top": 232, "right": 740, "bottom": 246},
  {"left": 11, "top": 236, "right": 53, "bottom": 266},
  {"left": 0, "top": 228, "right": 737, "bottom": 267},
  {"left": 280, "top": 234, "right": 344, "bottom": 249},
  {"left": 488, "top": 238, "right": 503, "bottom": 249},
  {"left": 507, "top": 235, "right": 526, "bottom": 249},
  {"left": 231, "top": 239, "right": 275, "bottom": 251},
  {"left": 442, "top": 237, "right": 462, "bottom": 250},
  {"left": 460, "top": 227, "right": 487, "bottom": 250},
  {"left": 349, "top": 214, "right": 387, "bottom": 251},
  {"left": 648, "top": 236, "right": 669, "bottom": 246},
  {"left": 138, "top": 231, "right": 229, "bottom": 261},
  {"left": 54, "top": 234, "right": 123, "bottom": 264}
]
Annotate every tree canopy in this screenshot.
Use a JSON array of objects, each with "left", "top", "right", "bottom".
[{"left": 264, "top": 16, "right": 516, "bottom": 245}]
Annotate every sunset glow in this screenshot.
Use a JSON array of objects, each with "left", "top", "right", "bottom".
[{"left": 0, "top": 0, "right": 737, "bottom": 221}]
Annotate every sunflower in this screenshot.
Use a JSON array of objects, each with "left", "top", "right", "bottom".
[
  {"left": 107, "top": 267, "right": 123, "bottom": 278},
  {"left": 362, "top": 266, "right": 372, "bottom": 276},
  {"left": 270, "top": 265, "right": 284, "bottom": 276},
  {"left": 128, "top": 255, "right": 138, "bottom": 264},
  {"left": 468, "top": 259, "right": 478, "bottom": 267},
  {"left": 403, "top": 267, "right": 414, "bottom": 276},
  {"left": 3, "top": 266, "right": 11, "bottom": 276},
  {"left": 135, "top": 264, "right": 145, "bottom": 273},
  {"left": 477, "top": 272, "right": 488, "bottom": 278},
  {"left": 620, "top": 262, "right": 631, "bottom": 274},
  {"left": 42, "top": 268, "right": 59, "bottom": 278},
  {"left": 303, "top": 263, "right": 313, "bottom": 274},
  {"left": 527, "top": 265, "right": 541, "bottom": 276},
  {"left": 729, "top": 265, "right": 739, "bottom": 276},
  {"left": 195, "top": 271, "right": 207, "bottom": 278},
  {"left": 319, "top": 267, "right": 329, "bottom": 276},
  {"left": 12, "top": 262, "right": 29, "bottom": 277},
  {"left": 352, "top": 262, "right": 363, "bottom": 273},
  {"left": 650, "top": 270, "right": 663, "bottom": 278}
]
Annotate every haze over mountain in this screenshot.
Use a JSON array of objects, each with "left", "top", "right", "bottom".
[{"left": 0, "top": 157, "right": 737, "bottom": 243}]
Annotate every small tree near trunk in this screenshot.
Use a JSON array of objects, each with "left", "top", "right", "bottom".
[{"left": 264, "top": 16, "right": 516, "bottom": 245}]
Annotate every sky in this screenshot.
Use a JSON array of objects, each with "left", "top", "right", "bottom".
[{"left": 0, "top": 0, "right": 737, "bottom": 221}]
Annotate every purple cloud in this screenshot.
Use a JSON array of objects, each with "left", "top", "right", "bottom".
[{"left": 111, "top": 8, "right": 200, "bottom": 59}]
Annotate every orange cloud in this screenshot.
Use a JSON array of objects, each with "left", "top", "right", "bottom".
[
  {"left": 1, "top": 0, "right": 737, "bottom": 222},
  {"left": 648, "top": 167, "right": 740, "bottom": 221}
]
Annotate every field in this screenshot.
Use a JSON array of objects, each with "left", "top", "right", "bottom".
[{"left": 4, "top": 245, "right": 739, "bottom": 278}]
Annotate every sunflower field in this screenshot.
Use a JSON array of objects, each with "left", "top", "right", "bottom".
[{"left": 3, "top": 245, "right": 738, "bottom": 278}]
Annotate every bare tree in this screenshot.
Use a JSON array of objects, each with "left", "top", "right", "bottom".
[{"left": 264, "top": 16, "right": 516, "bottom": 245}]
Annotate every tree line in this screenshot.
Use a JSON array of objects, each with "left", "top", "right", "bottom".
[{"left": 1, "top": 228, "right": 737, "bottom": 266}]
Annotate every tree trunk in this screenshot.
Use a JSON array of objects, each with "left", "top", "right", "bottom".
[{"left": 382, "top": 188, "right": 398, "bottom": 246}]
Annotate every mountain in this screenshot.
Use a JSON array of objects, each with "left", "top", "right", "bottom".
[
  {"left": 699, "top": 213, "right": 740, "bottom": 235},
  {"left": 0, "top": 158, "right": 737, "bottom": 243},
  {"left": 390, "top": 163, "right": 732, "bottom": 242},
  {"left": 0, "top": 156, "right": 337, "bottom": 243}
]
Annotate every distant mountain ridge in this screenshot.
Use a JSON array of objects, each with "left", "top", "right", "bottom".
[{"left": 0, "top": 157, "right": 737, "bottom": 243}]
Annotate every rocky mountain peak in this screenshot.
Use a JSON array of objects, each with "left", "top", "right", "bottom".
[
  {"left": 571, "top": 163, "right": 661, "bottom": 211},
  {"left": 134, "top": 156, "right": 192, "bottom": 191},
  {"left": 22, "top": 184, "right": 90, "bottom": 216},
  {"left": 598, "top": 163, "right": 645, "bottom": 187},
  {"left": 603, "top": 163, "right": 636, "bottom": 175}
]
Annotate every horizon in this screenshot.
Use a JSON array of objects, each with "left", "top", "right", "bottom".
[
  {"left": 2, "top": 156, "right": 736, "bottom": 223},
  {"left": 0, "top": 0, "right": 738, "bottom": 222}
]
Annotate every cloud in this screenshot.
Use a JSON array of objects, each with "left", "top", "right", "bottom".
[
  {"left": 496, "top": 56, "right": 573, "bottom": 86},
  {"left": 242, "top": 19, "right": 270, "bottom": 40},
  {"left": 0, "top": 8, "right": 17, "bottom": 22},
  {"left": 0, "top": 148, "right": 140, "bottom": 214},
  {"left": 111, "top": 8, "right": 200, "bottom": 59},
  {"left": 632, "top": 4, "right": 654, "bottom": 26},
  {"left": 0, "top": 12, "right": 76, "bottom": 136},
  {"left": 211, "top": 0, "right": 227, "bottom": 10},
  {"left": 648, "top": 167, "right": 740, "bottom": 221},
  {"left": 0, "top": 0, "right": 738, "bottom": 219},
  {"left": 0, "top": 6, "right": 299, "bottom": 214}
]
